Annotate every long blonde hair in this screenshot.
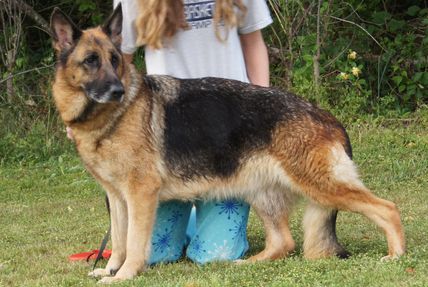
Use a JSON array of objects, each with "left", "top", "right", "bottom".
[{"left": 135, "top": 0, "right": 247, "bottom": 49}]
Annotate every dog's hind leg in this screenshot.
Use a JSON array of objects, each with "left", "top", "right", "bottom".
[
  {"left": 311, "top": 185, "right": 405, "bottom": 260},
  {"left": 303, "top": 204, "right": 349, "bottom": 259},
  {"left": 296, "top": 145, "right": 405, "bottom": 260}
]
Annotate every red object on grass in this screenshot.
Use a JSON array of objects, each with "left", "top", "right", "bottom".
[{"left": 69, "top": 249, "right": 112, "bottom": 261}]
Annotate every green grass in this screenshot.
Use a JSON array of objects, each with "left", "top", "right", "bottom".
[{"left": 1, "top": 119, "right": 428, "bottom": 286}]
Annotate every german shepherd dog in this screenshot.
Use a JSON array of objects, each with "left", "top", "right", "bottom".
[{"left": 50, "top": 5, "right": 405, "bottom": 284}]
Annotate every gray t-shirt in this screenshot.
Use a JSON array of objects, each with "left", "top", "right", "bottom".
[{"left": 114, "top": 0, "right": 272, "bottom": 82}]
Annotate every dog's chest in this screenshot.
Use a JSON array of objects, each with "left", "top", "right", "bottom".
[
  {"left": 78, "top": 143, "right": 132, "bottom": 187},
  {"left": 84, "top": 155, "right": 118, "bottom": 183}
]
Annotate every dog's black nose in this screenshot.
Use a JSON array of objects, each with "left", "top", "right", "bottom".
[{"left": 111, "top": 84, "right": 124, "bottom": 102}]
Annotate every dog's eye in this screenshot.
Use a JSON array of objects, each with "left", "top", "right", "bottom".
[
  {"left": 84, "top": 54, "right": 99, "bottom": 66},
  {"left": 111, "top": 54, "right": 119, "bottom": 68}
]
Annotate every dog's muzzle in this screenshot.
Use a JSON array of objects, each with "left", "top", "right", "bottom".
[
  {"left": 110, "top": 83, "right": 125, "bottom": 103},
  {"left": 86, "top": 80, "right": 125, "bottom": 103}
]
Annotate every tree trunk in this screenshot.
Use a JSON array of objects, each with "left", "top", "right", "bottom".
[
  {"left": 314, "top": 0, "right": 323, "bottom": 90},
  {"left": 6, "top": 73, "right": 14, "bottom": 103},
  {"left": 14, "top": 0, "right": 52, "bottom": 36},
  {"left": 286, "top": 23, "right": 294, "bottom": 88}
]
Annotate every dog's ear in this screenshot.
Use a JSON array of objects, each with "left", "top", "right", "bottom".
[
  {"left": 102, "top": 3, "right": 123, "bottom": 47},
  {"left": 50, "top": 7, "right": 82, "bottom": 51}
]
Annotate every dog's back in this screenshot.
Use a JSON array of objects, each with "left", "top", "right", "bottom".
[{"left": 146, "top": 76, "right": 351, "bottom": 179}]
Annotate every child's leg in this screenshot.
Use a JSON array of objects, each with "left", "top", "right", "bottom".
[
  {"left": 148, "top": 200, "right": 192, "bottom": 265},
  {"left": 186, "top": 199, "right": 250, "bottom": 264}
]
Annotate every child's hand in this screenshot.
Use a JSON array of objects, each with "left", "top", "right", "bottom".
[{"left": 66, "top": 126, "right": 74, "bottom": 141}]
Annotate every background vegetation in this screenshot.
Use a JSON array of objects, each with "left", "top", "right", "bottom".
[{"left": 1, "top": 1, "right": 428, "bottom": 286}]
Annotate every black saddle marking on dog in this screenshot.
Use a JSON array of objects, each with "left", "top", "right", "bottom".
[
  {"left": 161, "top": 77, "right": 352, "bottom": 180},
  {"left": 163, "top": 78, "right": 289, "bottom": 180}
]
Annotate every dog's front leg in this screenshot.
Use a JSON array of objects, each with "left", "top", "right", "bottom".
[
  {"left": 98, "top": 174, "right": 160, "bottom": 284},
  {"left": 89, "top": 183, "right": 128, "bottom": 278},
  {"left": 105, "top": 193, "right": 128, "bottom": 273}
]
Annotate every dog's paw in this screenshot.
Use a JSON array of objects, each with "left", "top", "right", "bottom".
[
  {"left": 97, "top": 276, "right": 127, "bottom": 285},
  {"left": 89, "top": 268, "right": 110, "bottom": 278},
  {"left": 234, "top": 259, "right": 250, "bottom": 265}
]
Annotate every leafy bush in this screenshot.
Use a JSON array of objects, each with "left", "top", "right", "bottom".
[{"left": 268, "top": 0, "right": 428, "bottom": 112}]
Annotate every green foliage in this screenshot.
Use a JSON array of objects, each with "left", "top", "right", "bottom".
[
  {"left": 268, "top": 0, "right": 428, "bottom": 113},
  {"left": 75, "top": 0, "right": 107, "bottom": 25}
]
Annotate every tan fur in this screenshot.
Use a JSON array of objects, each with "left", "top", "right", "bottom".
[
  {"left": 246, "top": 208, "right": 295, "bottom": 262},
  {"left": 303, "top": 203, "right": 343, "bottom": 259},
  {"left": 51, "top": 20, "right": 405, "bottom": 283}
]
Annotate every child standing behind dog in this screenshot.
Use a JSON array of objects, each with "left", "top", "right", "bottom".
[{"left": 113, "top": 0, "right": 272, "bottom": 264}]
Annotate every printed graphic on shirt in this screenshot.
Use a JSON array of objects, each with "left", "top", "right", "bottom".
[{"left": 184, "top": 0, "right": 216, "bottom": 30}]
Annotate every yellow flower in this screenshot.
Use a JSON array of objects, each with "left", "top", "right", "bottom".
[
  {"left": 339, "top": 72, "right": 349, "bottom": 80},
  {"left": 351, "top": 67, "right": 361, "bottom": 77},
  {"left": 348, "top": 50, "right": 357, "bottom": 60}
]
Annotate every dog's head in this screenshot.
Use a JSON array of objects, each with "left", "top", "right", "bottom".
[{"left": 50, "top": 4, "right": 125, "bottom": 104}]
